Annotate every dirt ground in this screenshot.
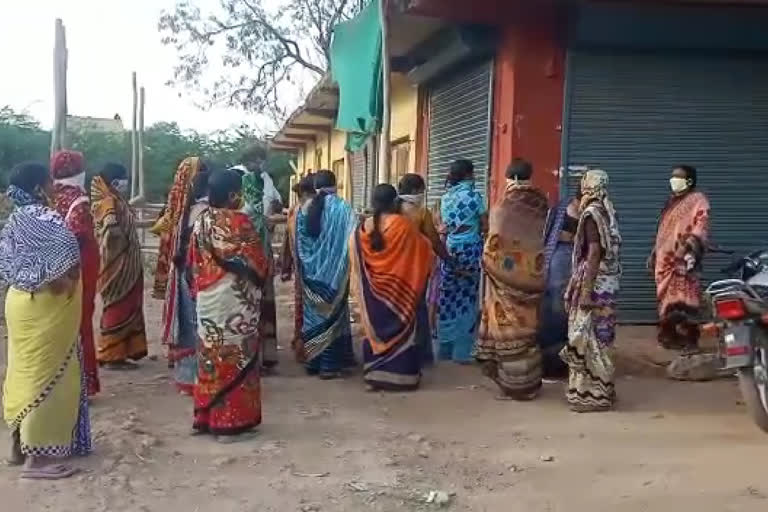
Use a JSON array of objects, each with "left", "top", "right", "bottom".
[{"left": 2, "top": 279, "right": 768, "bottom": 512}]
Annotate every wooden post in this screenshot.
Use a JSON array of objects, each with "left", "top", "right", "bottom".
[
  {"left": 138, "top": 87, "right": 145, "bottom": 200},
  {"left": 51, "top": 19, "right": 68, "bottom": 155},
  {"left": 130, "top": 72, "right": 138, "bottom": 198},
  {"left": 376, "top": 0, "right": 391, "bottom": 185}
]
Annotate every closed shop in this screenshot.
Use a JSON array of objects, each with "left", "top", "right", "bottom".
[
  {"left": 562, "top": 4, "right": 768, "bottom": 322},
  {"left": 426, "top": 60, "right": 493, "bottom": 206},
  {"left": 349, "top": 139, "right": 377, "bottom": 211}
]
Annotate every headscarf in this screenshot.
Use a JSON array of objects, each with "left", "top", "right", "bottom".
[
  {"left": 152, "top": 157, "right": 203, "bottom": 298},
  {"left": 577, "top": 169, "right": 621, "bottom": 275},
  {"left": 51, "top": 150, "right": 85, "bottom": 180},
  {"left": 0, "top": 185, "right": 80, "bottom": 292}
]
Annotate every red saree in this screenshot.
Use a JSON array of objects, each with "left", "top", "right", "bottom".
[{"left": 190, "top": 207, "right": 269, "bottom": 435}]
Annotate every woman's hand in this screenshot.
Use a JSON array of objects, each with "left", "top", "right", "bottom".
[{"left": 646, "top": 251, "right": 656, "bottom": 274}]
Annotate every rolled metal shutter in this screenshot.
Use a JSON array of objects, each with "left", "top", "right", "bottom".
[
  {"left": 350, "top": 148, "right": 366, "bottom": 210},
  {"left": 564, "top": 50, "right": 768, "bottom": 322},
  {"left": 427, "top": 60, "right": 493, "bottom": 206}
]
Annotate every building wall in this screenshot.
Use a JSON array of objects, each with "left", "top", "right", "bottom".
[
  {"left": 390, "top": 72, "right": 419, "bottom": 174},
  {"left": 490, "top": 6, "right": 565, "bottom": 205}
]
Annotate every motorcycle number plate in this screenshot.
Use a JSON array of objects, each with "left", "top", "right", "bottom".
[{"left": 723, "top": 325, "right": 753, "bottom": 369}]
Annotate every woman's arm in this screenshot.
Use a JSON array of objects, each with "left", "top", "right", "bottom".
[{"left": 580, "top": 216, "right": 603, "bottom": 308}]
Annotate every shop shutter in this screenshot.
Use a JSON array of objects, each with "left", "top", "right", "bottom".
[
  {"left": 350, "top": 148, "right": 366, "bottom": 211},
  {"left": 563, "top": 50, "right": 768, "bottom": 322},
  {"left": 427, "top": 60, "right": 493, "bottom": 207}
]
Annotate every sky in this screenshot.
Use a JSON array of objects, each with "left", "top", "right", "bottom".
[{"left": 0, "top": 0, "right": 278, "bottom": 134}]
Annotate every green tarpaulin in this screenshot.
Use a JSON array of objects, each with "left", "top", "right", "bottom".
[{"left": 330, "top": 0, "right": 383, "bottom": 152}]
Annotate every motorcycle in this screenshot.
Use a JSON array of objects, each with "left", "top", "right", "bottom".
[{"left": 703, "top": 248, "right": 768, "bottom": 432}]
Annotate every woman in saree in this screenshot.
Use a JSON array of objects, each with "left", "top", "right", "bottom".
[
  {"left": 241, "top": 167, "right": 278, "bottom": 372},
  {"left": 537, "top": 190, "right": 580, "bottom": 378},
  {"left": 438, "top": 159, "right": 488, "bottom": 363},
  {"left": 649, "top": 165, "right": 710, "bottom": 352},
  {"left": 280, "top": 174, "right": 316, "bottom": 363},
  {"left": 152, "top": 157, "right": 208, "bottom": 393},
  {"left": 296, "top": 170, "right": 357, "bottom": 379},
  {"left": 51, "top": 150, "right": 101, "bottom": 396},
  {"left": 1, "top": 162, "right": 85, "bottom": 479},
  {"left": 91, "top": 162, "right": 148, "bottom": 369},
  {"left": 476, "top": 159, "right": 549, "bottom": 400},
  {"left": 189, "top": 169, "right": 269, "bottom": 440},
  {"left": 398, "top": 173, "right": 449, "bottom": 365},
  {"left": 350, "top": 184, "right": 435, "bottom": 391},
  {"left": 561, "top": 169, "right": 622, "bottom": 413}
]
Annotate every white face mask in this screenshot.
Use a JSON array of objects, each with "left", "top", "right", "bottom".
[
  {"left": 399, "top": 193, "right": 424, "bottom": 208},
  {"left": 112, "top": 179, "right": 129, "bottom": 195},
  {"left": 670, "top": 177, "right": 689, "bottom": 194}
]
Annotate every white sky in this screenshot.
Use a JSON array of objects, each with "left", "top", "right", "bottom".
[{"left": 0, "top": 0, "right": 280, "bottom": 134}]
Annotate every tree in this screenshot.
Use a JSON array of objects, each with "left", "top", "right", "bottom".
[{"left": 159, "top": 0, "right": 364, "bottom": 122}]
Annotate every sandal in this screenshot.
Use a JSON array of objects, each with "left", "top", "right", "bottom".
[
  {"left": 102, "top": 361, "right": 139, "bottom": 371},
  {"left": 21, "top": 464, "right": 79, "bottom": 480}
]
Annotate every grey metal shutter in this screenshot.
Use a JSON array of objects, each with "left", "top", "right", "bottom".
[
  {"left": 350, "top": 148, "right": 366, "bottom": 210},
  {"left": 427, "top": 60, "right": 493, "bottom": 206},
  {"left": 364, "top": 139, "right": 377, "bottom": 210},
  {"left": 563, "top": 50, "right": 768, "bottom": 322}
]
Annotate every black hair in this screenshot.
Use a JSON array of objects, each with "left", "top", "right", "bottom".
[
  {"left": 506, "top": 158, "right": 533, "bottom": 180},
  {"left": 398, "top": 173, "right": 425, "bottom": 195},
  {"left": 208, "top": 169, "right": 242, "bottom": 208},
  {"left": 297, "top": 173, "right": 316, "bottom": 196},
  {"left": 674, "top": 164, "right": 697, "bottom": 189},
  {"left": 100, "top": 162, "right": 128, "bottom": 183},
  {"left": 192, "top": 169, "right": 210, "bottom": 201},
  {"left": 240, "top": 143, "right": 267, "bottom": 173},
  {"left": 446, "top": 159, "right": 474, "bottom": 186},
  {"left": 306, "top": 170, "right": 336, "bottom": 238},
  {"left": 9, "top": 161, "right": 50, "bottom": 195},
  {"left": 370, "top": 184, "right": 399, "bottom": 252}
]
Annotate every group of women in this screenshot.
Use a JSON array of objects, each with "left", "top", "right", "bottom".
[
  {"left": 1, "top": 154, "right": 147, "bottom": 479},
  {"left": 1, "top": 148, "right": 709, "bottom": 477}
]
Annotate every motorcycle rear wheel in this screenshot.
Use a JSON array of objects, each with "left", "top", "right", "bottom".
[{"left": 738, "top": 366, "right": 768, "bottom": 433}]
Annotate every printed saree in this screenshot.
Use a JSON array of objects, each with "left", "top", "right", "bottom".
[
  {"left": 350, "top": 215, "right": 434, "bottom": 390},
  {"left": 190, "top": 207, "right": 268, "bottom": 435},
  {"left": 476, "top": 182, "right": 549, "bottom": 399},
  {"left": 654, "top": 191, "right": 710, "bottom": 351},
  {"left": 91, "top": 176, "right": 148, "bottom": 363}
]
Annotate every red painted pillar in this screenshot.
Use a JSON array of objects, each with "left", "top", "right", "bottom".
[{"left": 490, "top": 6, "right": 566, "bottom": 205}]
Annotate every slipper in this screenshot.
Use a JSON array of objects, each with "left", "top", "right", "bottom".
[
  {"left": 102, "top": 361, "right": 139, "bottom": 371},
  {"left": 21, "top": 464, "right": 79, "bottom": 480},
  {"left": 215, "top": 431, "right": 259, "bottom": 444}
]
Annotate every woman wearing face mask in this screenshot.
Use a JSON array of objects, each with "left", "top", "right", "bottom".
[
  {"left": 476, "top": 159, "right": 549, "bottom": 400},
  {"left": 189, "top": 169, "right": 269, "bottom": 440},
  {"left": 437, "top": 159, "right": 488, "bottom": 364},
  {"left": 51, "top": 150, "right": 101, "bottom": 398},
  {"left": 350, "top": 184, "right": 435, "bottom": 391},
  {"left": 91, "top": 162, "right": 148, "bottom": 369},
  {"left": 649, "top": 165, "right": 710, "bottom": 352}
]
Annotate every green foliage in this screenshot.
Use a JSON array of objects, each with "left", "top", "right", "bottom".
[{"left": 0, "top": 107, "right": 295, "bottom": 203}]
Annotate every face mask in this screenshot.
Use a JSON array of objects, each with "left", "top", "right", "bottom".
[
  {"left": 112, "top": 179, "right": 129, "bottom": 195},
  {"left": 670, "top": 177, "right": 689, "bottom": 194},
  {"left": 399, "top": 193, "right": 424, "bottom": 208},
  {"left": 56, "top": 172, "right": 86, "bottom": 190}
]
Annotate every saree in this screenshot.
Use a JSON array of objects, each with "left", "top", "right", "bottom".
[
  {"left": 0, "top": 186, "right": 84, "bottom": 457},
  {"left": 350, "top": 215, "right": 434, "bottom": 390},
  {"left": 54, "top": 180, "right": 101, "bottom": 396},
  {"left": 560, "top": 172, "right": 622, "bottom": 411},
  {"left": 190, "top": 207, "right": 268, "bottom": 435},
  {"left": 654, "top": 191, "right": 710, "bottom": 351},
  {"left": 537, "top": 199, "right": 574, "bottom": 376},
  {"left": 91, "top": 176, "right": 148, "bottom": 363},
  {"left": 296, "top": 193, "right": 357, "bottom": 375},
  {"left": 281, "top": 204, "right": 305, "bottom": 362},
  {"left": 242, "top": 171, "right": 278, "bottom": 368},
  {"left": 476, "top": 183, "right": 549, "bottom": 399},
  {"left": 438, "top": 180, "right": 486, "bottom": 363}
]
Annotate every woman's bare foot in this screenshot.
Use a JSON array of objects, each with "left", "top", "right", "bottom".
[{"left": 6, "top": 430, "right": 24, "bottom": 466}]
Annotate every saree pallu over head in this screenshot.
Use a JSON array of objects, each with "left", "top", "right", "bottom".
[
  {"left": 190, "top": 207, "right": 268, "bottom": 434},
  {"left": 152, "top": 157, "right": 203, "bottom": 300},
  {"left": 296, "top": 194, "right": 358, "bottom": 362},
  {"left": 91, "top": 176, "right": 147, "bottom": 363},
  {"left": 350, "top": 215, "right": 434, "bottom": 354},
  {"left": 655, "top": 191, "right": 710, "bottom": 316},
  {"left": 476, "top": 183, "right": 549, "bottom": 397}
]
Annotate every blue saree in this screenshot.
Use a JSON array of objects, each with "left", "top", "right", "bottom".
[
  {"left": 296, "top": 193, "right": 358, "bottom": 375},
  {"left": 537, "top": 199, "right": 573, "bottom": 375},
  {"left": 438, "top": 180, "right": 486, "bottom": 363}
]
